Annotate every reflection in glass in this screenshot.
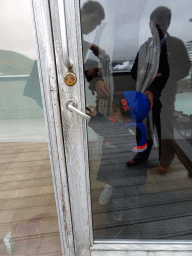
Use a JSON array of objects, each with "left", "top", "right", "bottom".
[
  {"left": 0, "top": 0, "right": 62, "bottom": 254},
  {"left": 80, "top": 0, "right": 192, "bottom": 240}
]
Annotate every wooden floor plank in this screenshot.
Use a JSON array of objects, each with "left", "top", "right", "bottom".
[
  {"left": 0, "top": 165, "right": 51, "bottom": 175},
  {"left": 0, "top": 177, "right": 53, "bottom": 191},
  {"left": 90, "top": 170, "right": 190, "bottom": 199},
  {"left": 0, "top": 154, "right": 50, "bottom": 164},
  {"left": 0, "top": 143, "right": 49, "bottom": 155},
  {"left": 0, "top": 218, "right": 60, "bottom": 240},
  {"left": 0, "top": 194, "right": 55, "bottom": 211},
  {"left": 0, "top": 234, "right": 62, "bottom": 255},
  {"left": 0, "top": 142, "right": 47, "bottom": 148},
  {"left": 0, "top": 159, "right": 51, "bottom": 170},
  {"left": 0, "top": 150, "right": 50, "bottom": 160},
  {"left": 0, "top": 204, "right": 58, "bottom": 224},
  {"left": 92, "top": 198, "right": 192, "bottom": 230},
  {"left": 0, "top": 170, "right": 52, "bottom": 183},
  {"left": 0, "top": 185, "right": 54, "bottom": 200},
  {"left": 0, "top": 147, "right": 49, "bottom": 155},
  {"left": 91, "top": 190, "right": 192, "bottom": 215}
]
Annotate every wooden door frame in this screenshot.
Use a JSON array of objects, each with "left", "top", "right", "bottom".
[
  {"left": 31, "top": 0, "right": 92, "bottom": 255},
  {"left": 31, "top": 0, "right": 75, "bottom": 255},
  {"left": 31, "top": 0, "right": 192, "bottom": 255}
]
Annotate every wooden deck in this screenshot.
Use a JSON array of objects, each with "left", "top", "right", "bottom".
[
  {"left": 0, "top": 142, "right": 62, "bottom": 255},
  {"left": 1, "top": 140, "right": 192, "bottom": 254}
]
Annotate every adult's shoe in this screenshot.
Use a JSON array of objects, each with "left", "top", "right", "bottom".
[{"left": 157, "top": 165, "right": 169, "bottom": 175}]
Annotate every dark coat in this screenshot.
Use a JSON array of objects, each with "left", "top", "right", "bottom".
[
  {"left": 131, "top": 34, "right": 191, "bottom": 102},
  {"left": 161, "top": 34, "right": 191, "bottom": 104}
]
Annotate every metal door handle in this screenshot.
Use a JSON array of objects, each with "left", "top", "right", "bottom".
[{"left": 66, "top": 99, "right": 91, "bottom": 121}]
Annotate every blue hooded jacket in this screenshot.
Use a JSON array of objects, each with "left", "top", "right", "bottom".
[
  {"left": 116, "top": 91, "right": 150, "bottom": 152},
  {"left": 88, "top": 91, "right": 149, "bottom": 186},
  {"left": 121, "top": 91, "right": 149, "bottom": 122}
]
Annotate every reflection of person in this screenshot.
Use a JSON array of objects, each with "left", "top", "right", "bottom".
[
  {"left": 23, "top": 60, "right": 43, "bottom": 108},
  {"left": 23, "top": 1, "right": 109, "bottom": 106},
  {"left": 87, "top": 91, "right": 149, "bottom": 238},
  {"left": 129, "top": 6, "right": 191, "bottom": 174},
  {"left": 81, "top": 1, "right": 110, "bottom": 98},
  {"left": 86, "top": 0, "right": 149, "bottom": 98}
]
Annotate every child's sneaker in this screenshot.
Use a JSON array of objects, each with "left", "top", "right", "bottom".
[{"left": 99, "top": 184, "right": 113, "bottom": 205}]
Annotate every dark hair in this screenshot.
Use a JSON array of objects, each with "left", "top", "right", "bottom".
[
  {"left": 150, "top": 6, "right": 171, "bottom": 27},
  {"left": 112, "top": 94, "right": 131, "bottom": 119},
  {"left": 82, "top": 1, "right": 105, "bottom": 20}
]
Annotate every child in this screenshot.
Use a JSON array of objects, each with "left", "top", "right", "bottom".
[{"left": 87, "top": 91, "right": 150, "bottom": 239}]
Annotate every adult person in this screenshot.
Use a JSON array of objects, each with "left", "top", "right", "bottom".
[
  {"left": 81, "top": 1, "right": 110, "bottom": 99},
  {"left": 24, "top": 1, "right": 109, "bottom": 105},
  {"left": 129, "top": 6, "right": 191, "bottom": 174},
  {"left": 87, "top": 0, "right": 149, "bottom": 99}
]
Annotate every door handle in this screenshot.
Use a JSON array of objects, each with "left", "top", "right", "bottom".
[{"left": 66, "top": 99, "right": 91, "bottom": 121}]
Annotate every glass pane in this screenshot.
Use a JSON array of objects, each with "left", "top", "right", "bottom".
[
  {"left": 80, "top": 0, "right": 192, "bottom": 240},
  {"left": 0, "top": 0, "right": 63, "bottom": 254}
]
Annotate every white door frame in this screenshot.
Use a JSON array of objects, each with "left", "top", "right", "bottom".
[
  {"left": 31, "top": 0, "right": 75, "bottom": 255},
  {"left": 31, "top": 0, "right": 192, "bottom": 255}
]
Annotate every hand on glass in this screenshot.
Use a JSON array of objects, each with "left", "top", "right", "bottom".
[
  {"left": 143, "top": 90, "right": 154, "bottom": 109},
  {"left": 95, "top": 80, "right": 110, "bottom": 98},
  {"left": 86, "top": 105, "right": 97, "bottom": 117}
]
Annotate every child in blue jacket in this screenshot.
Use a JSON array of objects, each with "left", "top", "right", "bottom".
[{"left": 87, "top": 91, "right": 150, "bottom": 238}]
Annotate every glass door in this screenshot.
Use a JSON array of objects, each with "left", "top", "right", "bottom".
[
  {"left": 0, "top": 0, "right": 68, "bottom": 255},
  {"left": 76, "top": 0, "right": 192, "bottom": 244},
  {"left": 33, "top": 0, "right": 192, "bottom": 255}
]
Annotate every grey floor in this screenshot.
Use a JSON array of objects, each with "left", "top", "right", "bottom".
[{"left": 90, "top": 144, "right": 192, "bottom": 240}]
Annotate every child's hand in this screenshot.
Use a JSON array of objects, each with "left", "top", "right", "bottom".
[{"left": 86, "top": 105, "right": 97, "bottom": 117}]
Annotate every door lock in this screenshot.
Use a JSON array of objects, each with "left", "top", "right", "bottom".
[{"left": 64, "top": 70, "right": 77, "bottom": 86}]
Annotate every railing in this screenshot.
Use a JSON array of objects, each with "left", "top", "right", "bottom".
[
  {"left": 0, "top": 75, "right": 29, "bottom": 81},
  {"left": 174, "top": 128, "right": 192, "bottom": 177},
  {"left": 0, "top": 74, "right": 191, "bottom": 175}
]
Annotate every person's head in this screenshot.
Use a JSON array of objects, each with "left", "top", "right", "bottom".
[
  {"left": 112, "top": 92, "right": 131, "bottom": 121},
  {"left": 112, "top": 91, "right": 150, "bottom": 123},
  {"left": 81, "top": 1, "right": 105, "bottom": 35},
  {"left": 149, "top": 6, "right": 171, "bottom": 36}
]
